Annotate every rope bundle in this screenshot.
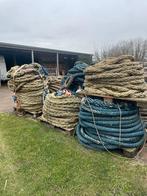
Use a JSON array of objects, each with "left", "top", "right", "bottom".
[
  {"left": 47, "top": 76, "right": 62, "bottom": 93},
  {"left": 76, "top": 97, "right": 146, "bottom": 150},
  {"left": 7, "top": 63, "right": 44, "bottom": 114},
  {"left": 61, "top": 61, "right": 89, "bottom": 92},
  {"left": 84, "top": 55, "right": 146, "bottom": 98},
  {"left": 137, "top": 101, "right": 147, "bottom": 127},
  {"left": 41, "top": 93, "right": 81, "bottom": 131}
]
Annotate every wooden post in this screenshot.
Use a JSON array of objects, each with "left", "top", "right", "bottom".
[
  {"left": 31, "top": 50, "right": 34, "bottom": 63},
  {"left": 56, "top": 52, "right": 59, "bottom": 76}
]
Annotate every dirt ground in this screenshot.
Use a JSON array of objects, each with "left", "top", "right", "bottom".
[{"left": 0, "top": 84, "right": 13, "bottom": 113}]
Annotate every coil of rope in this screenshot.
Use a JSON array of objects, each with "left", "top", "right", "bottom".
[
  {"left": 41, "top": 93, "right": 81, "bottom": 132},
  {"left": 76, "top": 96, "right": 146, "bottom": 150},
  {"left": 61, "top": 61, "right": 89, "bottom": 92},
  {"left": 7, "top": 63, "right": 44, "bottom": 114},
  {"left": 84, "top": 55, "right": 146, "bottom": 98},
  {"left": 47, "top": 76, "right": 62, "bottom": 93}
]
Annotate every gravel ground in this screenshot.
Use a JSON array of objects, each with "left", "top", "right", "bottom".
[{"left": 0, "top": 84, "right": 13, "bottom": 113}]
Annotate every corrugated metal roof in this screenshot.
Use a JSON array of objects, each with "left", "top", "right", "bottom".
[{"left": 0, "top": 42, "right": 92, "bottom": 56}]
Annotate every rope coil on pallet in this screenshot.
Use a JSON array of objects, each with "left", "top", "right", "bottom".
[
  {"left": 84, "top": 55, "right": 146, "bottom": 98},
  {"left": 7, "top": 63, "right": 44, "bottom": 114},
  {"left": 76, "top": 96, "right": 146, "bottom": 150},
  {"left": 41, "top": 93, "right": 81, "bottom": 132}
]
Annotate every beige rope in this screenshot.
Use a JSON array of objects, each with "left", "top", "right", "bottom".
[
  {"left": 41, "top": 93, "right": 81, "bottom": 131},
  {"left": 84, "top": 55, "right": 146, "bottom": 98},
  {"left": 7, "top": 63, "right": 44, "bottom": 114}
]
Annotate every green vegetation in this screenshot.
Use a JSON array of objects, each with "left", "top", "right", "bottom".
[{"left": 0, "top": 113, "right": 147, "bottom": 196}]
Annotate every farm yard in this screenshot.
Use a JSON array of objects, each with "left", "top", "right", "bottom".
[
  {"left": 0, "top": 55, "right": 147, "bottom": 195},
  {"left": 1, "top": 0, "right": 147, "bottom": 195}
]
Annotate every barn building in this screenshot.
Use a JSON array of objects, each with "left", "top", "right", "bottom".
[{"left": 0, "top": 42, "right": 92, "bottom": 76}]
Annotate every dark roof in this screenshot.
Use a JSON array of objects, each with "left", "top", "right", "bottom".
[{"left": 0, "top": 42, "right": 92, "bottom": 56}]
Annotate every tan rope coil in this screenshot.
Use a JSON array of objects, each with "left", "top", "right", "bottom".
[
  {"left": 7, "top": 63, "right": 44, "bottom": 114},
  {"left": 47, "top": 76, "right": 62, "bottom": 93},
  {"left": 84, "top": 55, "right": 146, "bottom": 98},
  {"left": 41, "top": 93, "right": 81, "bottom": 131}
]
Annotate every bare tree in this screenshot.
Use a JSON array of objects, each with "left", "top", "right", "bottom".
[
  {"left": 94, "top": 51, "right": 100, "bottom": 62},
  {"left": 95, "top": 39, "right": 147, "bottom": 62}
]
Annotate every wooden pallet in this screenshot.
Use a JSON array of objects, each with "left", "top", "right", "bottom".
[
  {"left": 39, "top": 116, "right": 75, "bottom": 136},
  {"left": 13, "top": 107, "right": 42, "bottom": 119},
  {"left": 122, "top": 147, "right": 140, "bottom": 158},
  {"left": 78, "top": 90, "right": 147, "bottom": 103}
]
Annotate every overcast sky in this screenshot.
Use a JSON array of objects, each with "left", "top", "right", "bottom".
[{"left": 0, "top": 0, "right": 147, "bottom": 53}]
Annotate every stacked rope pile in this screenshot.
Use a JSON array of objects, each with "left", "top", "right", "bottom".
[
  {"left": 137, "top": 66, "right": 147, "bottom": 126},
  {"left": 7, "top": 63, "right": 44, "bottom": 114},
  {"left": 76, "top": 97, "right": 146, "bottom": 150},
  {"left": 61, "top": 61, "right": 89, "bottom": 92},
  {"left": 47, "top": 76, "right": 62, "bottom": 93},
  {"left": 41, "top": 93, "right": 81, "bottom": 132},
  {"left": 84, "top": 55, "right": 146, "bottom": 98},
  {"left": 144, "top": 65, "right": 147, "bottom": 82},
  {"left": 137, "top": 101, "right": 147, "bottom": 127}
]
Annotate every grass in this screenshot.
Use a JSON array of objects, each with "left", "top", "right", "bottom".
[{"left": 0, "top": 113, "right": 147, "bottom": 196}]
